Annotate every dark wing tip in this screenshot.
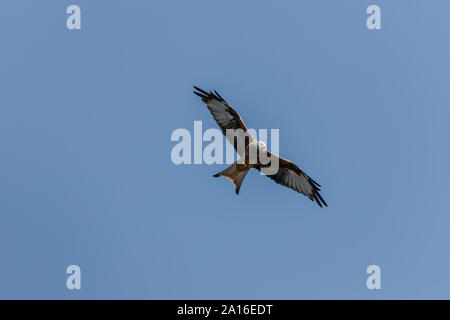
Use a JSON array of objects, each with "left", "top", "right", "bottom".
[
  {"left": 193, "top": 86, "right": 208, "bottom": 95},
  {"left": 209, "top": 90, "right": 225, "bottom": 102},
  {"left": 193, "top": 86, "right": 226, "bottom": 102},
  {"left": 214, "top": 90, "right": 225, "bottom": 102},
  {"left": 308, "top": 176, "right": 326, "bottom": 207},
  {"left": 310, "top": 177, "right": 322, "bottom": 188},
  {"left": 312, "top": 194, "right": 323, "bottom": 208},
  {"left": 314, "top": 190, "right": 328, "bottom": 208},
  {"left": 193, "top": 91, "right": 208, "bottom": 99}
]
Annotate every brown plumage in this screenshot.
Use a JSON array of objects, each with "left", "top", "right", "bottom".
[{"left": 193, "top": 86, "right": 327, "bottom": 208}]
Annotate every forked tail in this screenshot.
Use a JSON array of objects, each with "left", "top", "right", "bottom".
[{"left": 213, "top": 163, "right": 250, "bottom": 195}]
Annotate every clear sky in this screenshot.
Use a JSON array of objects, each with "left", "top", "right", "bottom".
[{"left": 1, "top": 0, "right": 450, "bottom": 299}]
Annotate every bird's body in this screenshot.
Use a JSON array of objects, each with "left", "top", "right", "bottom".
[{"left": 193, "top": 86, "right": 327, "bottom": 208}]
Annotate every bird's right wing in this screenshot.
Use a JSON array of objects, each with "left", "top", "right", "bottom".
[{"left": 193, "top": 86, "right": 255, "bottom": 156}]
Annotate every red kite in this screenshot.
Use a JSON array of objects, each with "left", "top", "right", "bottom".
[{"left": 193, "top": 86, "right": 327, "bottom": 207}]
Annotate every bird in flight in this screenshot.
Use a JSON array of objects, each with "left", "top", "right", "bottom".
[{"left": 193, "top": 86, "right": 327, "bottom": 207}]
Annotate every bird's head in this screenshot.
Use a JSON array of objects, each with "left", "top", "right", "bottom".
[{"left": 257, "top": 141, "right": 267, "bottom": 150}]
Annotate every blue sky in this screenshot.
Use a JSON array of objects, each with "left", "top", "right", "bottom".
[{"left": 1, "top": 0, "right": 450, "bottom": 299}]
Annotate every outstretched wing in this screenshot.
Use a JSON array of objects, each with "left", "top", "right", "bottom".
[
  {"left": 193, "top": 86, "right": 255, "bottom": 155},
  {"left": 257, "top": 153, "right": 328, "bottom": 208}
]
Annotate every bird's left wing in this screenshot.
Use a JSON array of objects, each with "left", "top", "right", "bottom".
[
  {"left": 257, "top": 153, "right": 328, "bottom": 207},
  {"left": 193, "top": 86, "right": 255, "bottom": 156}
]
